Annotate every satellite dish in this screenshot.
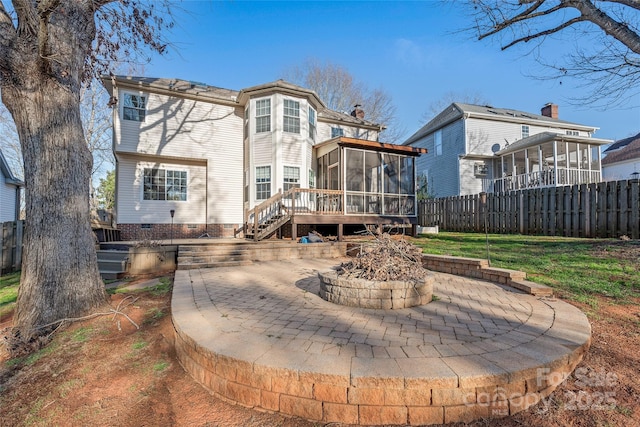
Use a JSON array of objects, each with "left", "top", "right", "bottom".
[{"left": 491, "top": 143, "right": 501, "bottom": 153}]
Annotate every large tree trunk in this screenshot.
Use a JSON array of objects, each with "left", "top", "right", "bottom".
[
  {"left": 0, "top": 2, "right": 108, "bottom": 340},
  {"left": 3, "top": 80, "right": 107, "bottom": 339}
]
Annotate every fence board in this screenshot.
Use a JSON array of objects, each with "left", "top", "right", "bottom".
[
  {"left": 631, "top": 180, "right": 639, "bottom": 239},
  {"left": 418, "top": 179, "right": 640, "bottom": 239},
  {"left": 1, "top": 221, "right": 24, "bottom": 274}
]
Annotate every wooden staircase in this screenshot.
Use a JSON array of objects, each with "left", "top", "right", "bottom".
[{"left": 244, "top": 190, "right": 293, "bottom": 241}]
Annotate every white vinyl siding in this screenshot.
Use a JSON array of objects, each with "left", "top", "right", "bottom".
[
  {"left": 115, "top": 90, "right": 242, "bottom": 160},
  {"left": 316, "top": 120, "right": 379, "bottom": 142},
  {"left": 116, "top": 158, "right": 207, "bottom": 224},
  {"left": 0, "top": 180, "right": 18, "bottom": 222},
  {"left": 411, "top": 120, "right": 464, "bottom": 198},
  {"left": 465, "top": 118, "right": 587, "bottom": 155}
]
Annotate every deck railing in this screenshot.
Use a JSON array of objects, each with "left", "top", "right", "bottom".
[{"left": 491, "top": 169, "right": 601, "bottom": 193}]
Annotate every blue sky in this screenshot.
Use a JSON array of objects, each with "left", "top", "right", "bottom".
[{"left": 144, "top": 0, "right": 640, "bottom": 142}]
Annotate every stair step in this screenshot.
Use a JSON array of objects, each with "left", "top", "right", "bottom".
[
  {"left": 96, "top": 250, "right": 129, "bottom": 261},
  {"left": 100, "top": 270, "right": 127, "bottom": 280},
  {"left": 98, "top": 259, "right": 128, "bottom": 271},
  {"left": 178, "top": 260, "right": 254, "bottom": 270}
]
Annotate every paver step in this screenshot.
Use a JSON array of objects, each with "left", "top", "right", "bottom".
[
  {"left": 177, "top": 260, "right": 254, "bottom": 270},
  {"left": 510, "top": 279, "right": 554, "bottom": 296}
]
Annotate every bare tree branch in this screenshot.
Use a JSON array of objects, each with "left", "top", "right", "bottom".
[
  {"left": 464, "top": 0, "right": 640, "bottom": 106},
  {"left": 502, "top": 16, "right": 586, "bottom": 50}
]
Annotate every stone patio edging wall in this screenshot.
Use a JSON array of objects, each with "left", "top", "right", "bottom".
[{"left": 172, "top": 258, "right": 589, "bottom": 426}]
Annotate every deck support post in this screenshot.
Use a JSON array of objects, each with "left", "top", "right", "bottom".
[
  {"left": 337, "top": 224, "right": 343, "bottom": 241},
  {"left": 291, "top": 223, "right": 297, "bottom": 241}
]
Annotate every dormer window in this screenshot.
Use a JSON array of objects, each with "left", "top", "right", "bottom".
[
  {"left": 123, "top": 93, "right": 146, "bottom": 122},
  {"left": 283, "top": 99, "right": 300, "bottom": 133}
]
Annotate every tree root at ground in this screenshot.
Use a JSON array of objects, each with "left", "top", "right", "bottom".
[{"left": 1, "top": 296, "right": 141, "bottom": 358}]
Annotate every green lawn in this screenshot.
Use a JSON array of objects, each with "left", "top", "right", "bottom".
[
  {"left": 0, "top": 270, "right": 20, "bottom": 317},
  {"left": 413, "top": 233, "right": 640, "bottom": 305}
]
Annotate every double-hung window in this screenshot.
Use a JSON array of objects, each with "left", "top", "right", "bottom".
[
  {"left": 283, "top": 166, "right": 300, "bottom": 192},
  {"left": 521, "top": 125, "right": 530, "bottom": 139},
  {"left": 255, "top": 99, "right": 271, "bottom": 133},
  {"left": 256, "top": 166, "right": 271, "bottom": 200},
  {"left": 308, "top": 107, "right": 316, "bottom": 140},
  {"left": 283, "top": 99, "right": 300, "bottom": 133},
  {"left": 143, "top": 168, "right": 187, "bottom": 201},
  {"left": 123, "top": 93, "right": 146, "bottom": 122},
  {"left": 434, "top": 130, "right": 442, "bottom": 156}
]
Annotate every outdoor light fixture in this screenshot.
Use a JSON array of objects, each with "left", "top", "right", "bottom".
[{"left": 170, "top": 209, "right": 175, "bottom": 245}]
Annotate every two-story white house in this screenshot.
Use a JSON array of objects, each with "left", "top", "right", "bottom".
[
  {"left": 0, "top": 149, "right": 23, "bottom": 222},
  {"left": 102, "top": 76, "right": 426, "bottom": 241},
  {"left": 404, "top": 103, "right": 611, "bottom": 197},
  {"left": 602, "top": 132, "right": 640, "bottom": 181}
]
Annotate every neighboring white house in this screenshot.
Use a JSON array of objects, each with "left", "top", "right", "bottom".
[
  {"left": 602, "top": 132, "right": 640, "bottom": 181},
  {"left": 0, "top": 149, "right": 23, "bottom": 222},
  {"left": 102, "top": 76, "right": 424, "bottom": 240},
  {"left": 404, "top": 103, "right": 611, "bottom": 197}
]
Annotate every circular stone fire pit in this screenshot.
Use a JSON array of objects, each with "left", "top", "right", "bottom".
[{"left": 318, "top": 270, "right": 434, "bottom": 309}]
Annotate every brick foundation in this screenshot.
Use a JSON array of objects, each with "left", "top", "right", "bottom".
[{"left": 118, "top": 223, "right": 239, "bottom": 241}]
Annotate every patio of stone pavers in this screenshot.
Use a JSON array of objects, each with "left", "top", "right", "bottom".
[{"left": 172, "top": 258, "right": 591, "bottom": 426}]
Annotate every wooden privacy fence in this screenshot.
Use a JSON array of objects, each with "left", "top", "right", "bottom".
[
  {"left": 1, "top": 221, "right": 24, "bottom": 274},
  {"left": 418, "top": 179, "right": 640, "bottom": 239}
]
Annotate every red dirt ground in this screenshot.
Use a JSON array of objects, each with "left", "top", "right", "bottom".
[{"left": 1, "top": 274, "right": 638, "bottom": 427}]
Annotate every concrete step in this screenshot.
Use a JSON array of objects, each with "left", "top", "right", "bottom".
[
  {"left": 96, "top": 249, "right": 129, "bottom": 261},
  {"left": 100, "top": 270, "right": 127, "bottom": 280},
  {"left": 98, "top": 259, "right": 128, "bottom": 271}
]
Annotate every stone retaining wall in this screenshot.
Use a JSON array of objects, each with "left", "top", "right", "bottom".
[{"left": 174, "top": 317, "right": 589, "bottom": 426}]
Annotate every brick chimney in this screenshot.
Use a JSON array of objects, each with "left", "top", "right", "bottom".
[
  {"left": 350, "top": 104, "right": 365, "bottom": 120},
  {"left": 541, "top": 103, "right": 558, "bottom": 119}
]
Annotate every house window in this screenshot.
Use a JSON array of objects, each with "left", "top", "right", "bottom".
[
  {"left": 123, "top": 93, "right": 146, "bottom": 122},
  {"left": 474, "top": 162, "right": 488, "bottom": 176},
  {"left": 308, "top": 107, "right": 316, "bottom": 140},
  {"left": 566, "top": 130, "right": 579, "bottom": 136},
  {"left": 256, "top": 166, "right": 271, "bottom": 200},
  {"left": 143, "top": 168, "right": 187, "bottom": 201},
  {"left": 331, "top": 127, "right": 344, "bottom": 138},
  {"left": 521, "top": 125, "right": 530, "bottom": 139},
  {"left": 283, "top": 99, "right": 300, "bottom": 133},
  {"left": 309, "top": 169, "right": 316, "bottom": 188},
  {"left": 434, "top": 130, "right": 442, "bottom": 156},
  {"left": 283, "top": 166, "right": 300, "bottom": 192},
  {"left": 255, "top": 99, "right": 271, "bottom": 133}
]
